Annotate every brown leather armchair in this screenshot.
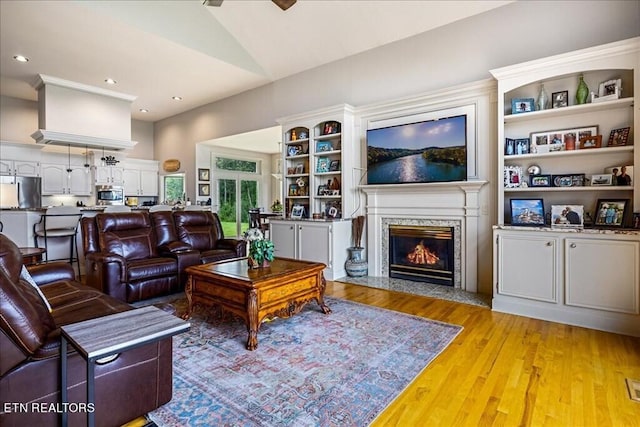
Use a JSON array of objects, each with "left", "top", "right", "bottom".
[
  {"left": 0, "top": 233, "right": 173, "bottom": 427},
  {"left": 172, "top": 210, "right": 246, "bottom": 264},
  {"left": 82, "top": 211, "right": 181, "bottom": 303}
]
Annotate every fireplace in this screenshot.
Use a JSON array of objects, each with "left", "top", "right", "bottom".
[{"left": 389, "top": 225, "right": 455, "bottom": 286}]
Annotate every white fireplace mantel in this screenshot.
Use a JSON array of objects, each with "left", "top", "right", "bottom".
[{"left": 361, "top": 180, "right": 487, "bottom": 292}]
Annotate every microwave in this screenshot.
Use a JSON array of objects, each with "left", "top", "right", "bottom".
[{"left": 96, "top": 186, "right": 124, "bottom": 205}]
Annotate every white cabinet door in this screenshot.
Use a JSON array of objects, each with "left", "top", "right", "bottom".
[
  {"left": 122, "top": 168, "right": 140, "bottom": 195},
  {"left": 95, "top": 166, "right": 124, "bottom": 185},
  {"left": 566, "top": 238, "right": 639, "bottom": 314},
  {"left": 497, "top": 232, "right": 559, "bottom": 303},
  {"left": 0, "top": 160, "right": 12, "bottom": 175},
  {"left": 68, "top": 167, "right": 91, "bottom": 195},
  {"left": 140, "top": 169, "right": 158, "bottom": 196},
  {"left": 41, "top": 163, "right": 67, "bottom": 194},
  {"left": 270, "top": 221, "right": 296, "bottom": 258},
  {"left": 298, "top": 222, "right": 331, "bottom": 267},
  {"left": 14, "top": 161, "right": 40, "bottom": 176}
]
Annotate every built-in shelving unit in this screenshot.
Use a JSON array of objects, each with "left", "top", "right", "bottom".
[{"left": 277, "top": 104, "right": 356, "bottom": 219}]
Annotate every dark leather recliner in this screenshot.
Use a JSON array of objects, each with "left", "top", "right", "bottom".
[
  {"left": 0, "top": 233, "right": 173, "bottom": 427},
  {"left": 82, "top": 212, "right": 182, "bottom": 303},
  {"left": 172, "top": 210, "right": 246, "bottom": 264},
  {"left": 81, "top": 210, "right": 246, "bottom": 303}
]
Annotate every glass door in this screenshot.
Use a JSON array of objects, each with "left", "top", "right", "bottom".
[{"left": 217, "top": 177, "right": 258, "bottom": 238}]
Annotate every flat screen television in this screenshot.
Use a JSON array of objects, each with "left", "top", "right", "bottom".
[{"left": 366, "top": 114, "right": 467, "bottom": 185}]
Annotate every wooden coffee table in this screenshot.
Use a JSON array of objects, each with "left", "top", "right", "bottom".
[{"left": 184, "top": 257, "right": 331, "bottom": 350}]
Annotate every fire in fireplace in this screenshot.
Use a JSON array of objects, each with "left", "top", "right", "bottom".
[{"left": 388, "top": 225, "right": 454, "bottom": 286}]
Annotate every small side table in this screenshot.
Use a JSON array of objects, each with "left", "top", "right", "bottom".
[
  {"left": 60, "top": 306, "right": 190, "bottom": 427},
  {"left": 19, "top": 247, "right": 46, "bottom": 265}
]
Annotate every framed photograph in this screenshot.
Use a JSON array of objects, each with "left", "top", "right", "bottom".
[
  {"left": 294, "top": 163, "right": 304, "bottom": 174},
  {"left": 552, "top": 174, "right": 585, "bottom": 187},
  {"left": 324, "top": 200, "right": 342, "bottom": 218},
  {"left": 198, "top": 183, "right": 210, "bottom": 197},
  {"left": 316, "top": 141, "right": 333, "bottom": 152},
  {"left": 604, "top": 165, "right": 633, "bottom": 186},
  {"left": 633, "top": 213, "right": 640, "bottom": 229},
  {"left": 529, "top": 174, "right": 552, "bottom": 187},
  {"left": 322, "top": 121, "right": 340, "bottom": 135},
  {"left": 317, "top": 185, "right": 328, "bottom": 196},
  {"left": 287, "top": 144, "right": 303, "bottom": 157},
  {"left": 594, "top": 199, "right": 629, "bottom": 227},
  {"left": 579, "top": 135, "right": 602, "bottom": 149},
  {"left": 607, "top": 127, "right": 630, "bottom": 146},
  {"left": 551, "top": 205, "right": 584, "bottom": 228},
  {"left": 514, "top": 138, "right": 530, "bottom": 155},
  {"left": 505, "top": 138, "right": 516, "bottom": 156},
  {"left": 511, "top": 98, "right": 535, "bottom": 114},
  {"left": 531, "top": 126, "right": 598, "bottom": 154},
  {"left": 552, "top": 91, "right": 569, "bottom": 108},
  {"left": 590, "top": 174, "right": 613, "bottom": 186},
  {"left": 329, "top": 160, "right": 340, "bottom": 171},
  {"left": 288, "top": 183, "right": 299, "bottom": 196},
  {"left": 198, "top": 168, "right": 210, "bottom": 181},
  {"left": 291, "top": 204, "right": 305, "bottom": 220},
  {"left": 316, "top": 157, "right": 330, "bottom": 173},
  {"left": 504, "top": 165, "right": 523, "bottom": 188},
  {"left": 598, "top": 78, "right": 622, "bottom": 99},
  {"left": 510, "top": 199, "right": 545, "bottom": 226}
]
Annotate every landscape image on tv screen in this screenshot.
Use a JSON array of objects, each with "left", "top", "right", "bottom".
[{"left": 366, "top": 114, "right": 467, "bottom": 185}]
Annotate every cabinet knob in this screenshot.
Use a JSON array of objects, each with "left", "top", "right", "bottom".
[
  {"left": 570, "top": 243, "right": 577, "bottom": 248},
  {"left": 546, "top": 241, "right": 553, "bottom": 246}
]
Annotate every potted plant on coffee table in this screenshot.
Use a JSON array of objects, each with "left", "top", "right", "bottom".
[{"left": 244, "top": 228, "right": 275, "bottom": 268}]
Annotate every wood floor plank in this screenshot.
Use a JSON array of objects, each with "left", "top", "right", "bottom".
[{"left": 325, "top": 281, "right": 640, "bottom": 427}]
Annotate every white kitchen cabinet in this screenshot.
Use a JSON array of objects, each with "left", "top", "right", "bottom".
[
  {"left": 0, "top": 159, "right": 40, "bottom": 176},
  {"left": 41, "top": 163, "right": 91, "bottom": 195},
  {"left": 493, "top": 227, "right": 640, "bottom": 336},
  {"left": 95, "top": 166, "right": 124, "bottom": 185},
  {"left": 122, "top": 159, "right": 159, "bottom": 196},
  {"left": 269, "top": 219, "right": 351, "bottom": 280},
  {"left": 0, "top": 210, "right": 43, "bottom": 247}
]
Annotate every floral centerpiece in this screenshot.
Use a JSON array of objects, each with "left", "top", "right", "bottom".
[
  {"left": 244, "top": 228, "right": 275, "bottom": 268},
  {"left": 271, "top": 199, "right": 283, "bottom": 213}
]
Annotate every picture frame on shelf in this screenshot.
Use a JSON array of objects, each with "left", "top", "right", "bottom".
[
  {"left": 324, "top": 200, "right": 341, "bottom": 219},
  {"left": 291, "top": 204, "right": 305, "bottom": 220},
  {"left": 530, "top": 125, "right": 598, "bottom": 154},
  {"left": 552, "top": 91, "right": 569, "bottom": 108},
  {"left": 288, "top": 183, "right": 299, "bottom": 196},
  {"left": 604, "top": 165, "right": 633, "bottom": 186},
  {"left": 607, "top": 127, "right": 630, "bottom": 146},
  {"left": 504, "top": 165, "right": 523, "bottom": 188},
  {"left": 511, "top": 98, "right": 535, "bottom": 114},
  {"left": 594, "top": 199, "right": 629, "bottom": 227},
  {"left": 329, "top": 160, "right": 340, "bottom": 171},
  {"left": 316, "top": 157, "right": 330, "bottom": 173},
  {"left": 579, "top": 135, "right": 602, "bottom": 149},
  {"left": 316, "top": 141, "right": 333, "bottom": 152},
  {"left": 317, "top": 185, "right": 328, "bottom": 196},
  {"left": 322, "top": 121, "right": 340, "bottom": 135},
  {"left": 294, "top": 163, "right": 304, "bottom": 174},
  {"left": 505, "top": 138, "right": 516, "bottom": 156},
  {"left": 510, "top": 198, "right": 545, "bottom": 226},
  {"left": 597, "top": 78, "right": 622, "bottom": 99},
  {"left": 515, "top": 138, "right": 530, "bottom": 155},
  {"left": 198, "top": 168, "right": 210, "bottom": 181},
  {"left": 633, "top": 213, "right": 640, "bottom": 229},
  {"left": 590, "top": 174, "right": 613, "bottom": 186},
  {"left": 551, "top": 205, "right": 584, "bottom": 228},
  {"left": 198, "top": 183, "right": 210, "bottom": 197},
  {"left": 287, "top": 166, "right": 296, "bottom": 175},
  {"left": 552, "top": 174, "right": 585, "bottom": 187},
  {"left": 287, "top": 144, "right": 303, "bottom": 157},
  {"left": 529, "top": 174, "right": 552, "bottom": 187}
]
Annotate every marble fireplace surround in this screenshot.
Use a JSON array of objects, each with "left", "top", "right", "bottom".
[{"left": 361, "top": 180, "right": 487, "bottom": 293}]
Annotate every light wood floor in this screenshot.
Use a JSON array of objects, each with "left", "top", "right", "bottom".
[
  {"left": 326, "top": 281, "right": 640, "bottom": 427},
  {"left": 125, "top": 281, "right": 640, "bottom": 427}
]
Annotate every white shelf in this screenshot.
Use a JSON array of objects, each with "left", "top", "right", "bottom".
[
  {"left": 504, "top": 145, "right": 633, "bottom": 161},
  {"left": 504, "top": 97, "right": 633, "bottom": 124},
  {"left": 285, "top": 138, "right": 309, "bottom": 145},
  {"left": 314, "top": 132, "right": 341, "bottom": 141},
  {"left": 504, "top": 186, "right": 633, "bottom": 193}
]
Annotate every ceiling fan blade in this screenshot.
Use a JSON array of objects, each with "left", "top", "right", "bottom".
[{"left": 272, "top": 0, "right": 296, "bottom": 11}]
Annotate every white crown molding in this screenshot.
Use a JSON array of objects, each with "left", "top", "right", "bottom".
[{"left": 31, "top": 74, "right": 137, "bottom": 102}]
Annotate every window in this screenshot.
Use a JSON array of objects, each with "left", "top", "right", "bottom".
[
  {"left": 215, "top": 157, "right": 258, "bottom": 174},
  {"left": 164, "top": 173, "right": 185, "bottom": 203}
]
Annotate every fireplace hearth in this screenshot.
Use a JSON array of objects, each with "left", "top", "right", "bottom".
[{"left": 389, "top": 225, "right": 454, "bottom": 286}]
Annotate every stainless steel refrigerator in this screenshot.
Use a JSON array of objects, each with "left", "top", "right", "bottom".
[{"left": 0, "top": 176, "right": 42, "bottom": 208}]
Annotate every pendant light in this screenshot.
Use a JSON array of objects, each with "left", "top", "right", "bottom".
[
  {"left": 66, "top": 145, "right": 73, "bottom": 179},
  {"left": 101, "top": 147, "right": 106, "bottom": 167},
  {"left": 84, "top": 146, "right": 91, "bottom": 174}
]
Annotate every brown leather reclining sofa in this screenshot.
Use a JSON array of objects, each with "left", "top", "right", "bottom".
[
  {"left": 0, "top": 233, "right": 173, "bottom": 427},
  {"left": 81, "top": 210, "right": 245, "bottom": 303}
]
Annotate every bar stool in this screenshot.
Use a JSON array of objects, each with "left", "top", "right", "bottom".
[{"left": 33, "top": 206, "right": 82, "bottom": 279}]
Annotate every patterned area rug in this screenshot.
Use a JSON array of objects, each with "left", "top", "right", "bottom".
[{"left": 149, "top": 297, "right": 462, "bottom": 427}]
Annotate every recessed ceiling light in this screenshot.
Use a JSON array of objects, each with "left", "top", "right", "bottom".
[
  {"left": 104, "top": 78, "right": 117, "bottom": 85},
  {"left": 13, "top": 55, "right": 29, "bottom": 62},
  {"left": 139, "top": 108, "right": 149, "bottom": 113},
  {"left": 172, "top": 96, "right": 183, "bottom": 101}
]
